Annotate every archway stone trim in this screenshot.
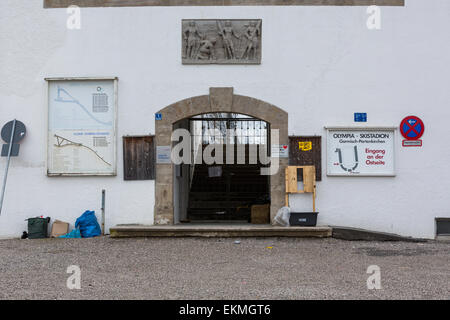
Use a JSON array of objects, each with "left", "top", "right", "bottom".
[{"left": 154, "top": 87, "right": 288, "bottom": 225}]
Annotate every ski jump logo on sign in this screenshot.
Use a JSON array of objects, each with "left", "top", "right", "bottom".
[
  {"left": 335, "top": 146, "right": 359, "bottom": 173},
  {"left": 400, "top": 116, "right": 424, "bottom": 147}
]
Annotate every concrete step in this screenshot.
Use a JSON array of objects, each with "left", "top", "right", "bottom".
[{"left": 110, "top": 224, "right": 332, "bottom": 238}]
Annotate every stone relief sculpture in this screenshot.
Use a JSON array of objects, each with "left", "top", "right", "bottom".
[
  {"left": 241, "top": 20, "right": 261, "bottom": 60},
  {"left": 196, "top": 38, "right": 217, "bottom": 60},
  {"left": 183, "top": 21, "right": 202, "bottom": 59},
  {"left": 217, "top": 20, "right": 240, "bottom": 60},
  {"left": 182, "top": 19, "right": 262, "bottom": 64}
]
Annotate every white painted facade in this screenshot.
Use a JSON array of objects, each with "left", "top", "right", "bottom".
[{"left": 0, "top": 0, "right": 449, "bottom": 238}]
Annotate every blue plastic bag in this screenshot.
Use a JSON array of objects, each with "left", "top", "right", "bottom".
[
  {"left": 59, "top": 227, "right": 82, "bottom": 239},
  {"left": 75, "top": 210, "right": 101, "bottom": 238}
]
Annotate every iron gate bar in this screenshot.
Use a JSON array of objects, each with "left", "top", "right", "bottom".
[{"left": 190, "top": 117, "right": 269, "bottom": 146}]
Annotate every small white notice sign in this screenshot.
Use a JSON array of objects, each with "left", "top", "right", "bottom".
[
  {"left": 271, "top": 144, "right": 289, "bottom": 158},
  {"left": 156, "top": 146, "right": 172, "bottom": 164}
]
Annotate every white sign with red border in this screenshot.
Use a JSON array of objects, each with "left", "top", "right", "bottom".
[{"left": 326, "top": 127, "right": 396, "bottom": 177}]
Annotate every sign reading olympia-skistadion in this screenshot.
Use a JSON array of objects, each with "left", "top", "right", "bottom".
[
  {"left": 326, "top": 127, "right": 395, "bottom": 176},
  {"left": 46, "top": 78, "right": 118, "bottom": 176}
]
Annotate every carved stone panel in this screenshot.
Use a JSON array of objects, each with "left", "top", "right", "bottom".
[{"left": 182, "top": 19, "right": 262, "bottom": 65}]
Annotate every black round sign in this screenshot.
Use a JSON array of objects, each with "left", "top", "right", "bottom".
[{"left": 1, "top": 120, "right": 26, "bottom": 144}]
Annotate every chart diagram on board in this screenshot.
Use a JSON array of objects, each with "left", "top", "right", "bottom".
[{"left": 47, "top": 79, "right": 117, "bottom": 175}]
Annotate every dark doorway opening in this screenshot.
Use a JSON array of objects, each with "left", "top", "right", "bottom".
[{"left": 174, "top": 113, "right": 271, "bottom": 223}]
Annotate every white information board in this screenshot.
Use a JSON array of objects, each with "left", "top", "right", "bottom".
[
  {"left": 47, "top": 78, "right": 117, "bottom": 176},
  {"left": 156, "top": 146, "right": 172, "bottom": 164},
  {"left": 326, "top": 127, "right": 395, "bottom": 176}
]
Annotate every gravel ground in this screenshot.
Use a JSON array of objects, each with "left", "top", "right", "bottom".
[{"left": 0, "top": 236, "right": 448, "bottom": 300}]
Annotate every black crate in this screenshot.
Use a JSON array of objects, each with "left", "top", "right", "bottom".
[
  {"left": 289, "top": 212, "right": 318, "bottom": 226},
  {"left": 436, "top": 218, "right": 450, "bottom": 236}
]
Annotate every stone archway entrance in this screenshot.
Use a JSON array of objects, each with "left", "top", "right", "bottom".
[{"left": 154, "top": 87, "right": 288, "bottom": 225}]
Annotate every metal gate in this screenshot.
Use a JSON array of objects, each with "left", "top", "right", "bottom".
[{"left": 187, "top": 113, "right": 270, "bottom": 221}]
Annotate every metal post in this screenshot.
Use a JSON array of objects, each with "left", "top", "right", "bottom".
[
  {"left": 0, "top": 119, "right": 17, "bottom": 215},
  {"left": 101, "top": 189, "right": 106, "bottom": 235}
]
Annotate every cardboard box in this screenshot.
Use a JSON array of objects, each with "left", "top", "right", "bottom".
[
  {"left": 251, "top": 204, "right": 270, "bottom": 224},
  {"left": 50, "top": 220, "right": 70, "bottom": 238}
]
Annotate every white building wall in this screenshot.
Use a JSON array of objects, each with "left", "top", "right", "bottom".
[{"left": 0, "top": 0, "right": 449, "bottom": 238}]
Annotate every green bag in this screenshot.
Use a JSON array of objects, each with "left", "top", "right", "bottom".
[{"left": 27, "top": 217, "right": 50, "bottom": 239}]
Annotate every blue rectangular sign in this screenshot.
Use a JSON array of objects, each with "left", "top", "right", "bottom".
[{"left": 354, "top": 113, "right": 367, "bottom": 122}]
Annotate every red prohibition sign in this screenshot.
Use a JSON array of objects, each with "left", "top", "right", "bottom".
[{"left": 400, "top": 116, "right": 424, "bottom": 140}]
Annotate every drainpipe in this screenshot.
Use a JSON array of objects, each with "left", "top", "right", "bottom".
[{"left": 101, "top": 189, "right": 105, "bottom": 235}]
